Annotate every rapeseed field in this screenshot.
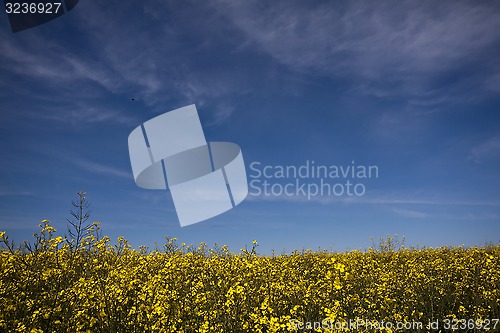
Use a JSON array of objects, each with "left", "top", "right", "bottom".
[{"left": 1, "top": 221, "right": 499, "bottom": 332}]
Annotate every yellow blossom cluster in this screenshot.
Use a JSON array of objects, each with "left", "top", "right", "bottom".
[{"left": 1, "top": 222, "right": 499, "bottom": 332}]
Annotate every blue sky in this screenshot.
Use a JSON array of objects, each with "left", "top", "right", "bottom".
[{"left": 1, "top": 0, "right": 500, "bottom": 254}]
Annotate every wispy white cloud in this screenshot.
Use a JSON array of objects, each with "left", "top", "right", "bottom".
[
  {"left": 0, "top": 190, "right": 34, "bottom": 196},
  {"left": 210, "top": 0, "right": 500, "bottom": 102},
  {"left": 0, "top": 29, "right": 121, "bottom": 91},
  {"left": 62, "top": 55, "right": 124, "bottom": 93},
  {"left": 247, "top": 191, "right": 500, "bottom": 207},
  {"left": 2, "top": 0, "right": 498, "bottom": 129},
  {"left": 72, "top": 158, "right": 131, "bottom": 179},
  {"left": 66, "top": 1, "right": 245, "bottom": 123},
  {"left": 206, "top": 103, "right": 235, "bottom": 126},
  {"left": 24, "top": 102, "right": 138, "bottom": 126},
  {"left": 0, "top": 216, "right": 41, "bottom": 230},
  {"left": 469, "top": 135, "right": 500, "bottom": 162},
  {"left": 391, "top": 208, "right": 430, "bottom": 218},
  {"left": 343, "top": 196, "right": 500, "bottom": 207},
  {"left": 0, "top": 29, "right": 137, "bottom": 126}
]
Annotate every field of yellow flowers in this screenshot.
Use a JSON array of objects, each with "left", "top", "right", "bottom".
[{"left": 1, "top": 221, "right": 499, "bottom": 333}]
